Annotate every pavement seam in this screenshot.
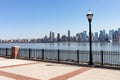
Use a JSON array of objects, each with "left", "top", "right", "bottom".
[
  {"left": 49, "top": 67, "right": 91, "bottom": 80},
  {"left": 0, "top": 62, "right": 39, "bottom": 69},
  {"left": 0, "top": 58, "right": 9, "bottom": 61},
  {"left": 0, "top": 70, "right": 40, "bottom": 80},
  {"left": 0, "top": 61, "right": 40, "bottom": 80}
]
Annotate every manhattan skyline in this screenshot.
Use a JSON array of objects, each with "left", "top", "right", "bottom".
[
  {"left": 0, "top": 0, "right": 120, "bottom": 39},
  {"left": 1, "top": 28, "right": 120, "bottom": 43}
]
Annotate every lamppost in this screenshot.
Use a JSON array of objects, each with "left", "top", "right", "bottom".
[{"left": 86, "top": 10, "right": 94, "bottom": 65}]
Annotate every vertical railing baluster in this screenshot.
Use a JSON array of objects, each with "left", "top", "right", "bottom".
[
  {"left": 118, "top": 51, "right": 120, "bottom": 66},
  {"left": 29, "top": 48, "right": 31, "bottom": 59},
  {"left": 117, "top": 51, "right": 119, "bottom": 66},
  {"left": 0, "top": 48, "right": 1, "bottom": 56},
  {"left": 42, "top": 49, "right": 44, "bottom": 60},
  {"left": 58, "top": 49, "right": 60, "bottom": 62},
  {"left": 101, "top": 50, "right": 103, "bottom": 66},
  {"left": 77, "top": 50, "right": 79, "bottom": 64},
  {"left": 6, "top": 48, "right": 8, "bottom": 56},
  {"left": 34, "top": 49, "right": 35, "bottom": 59}
]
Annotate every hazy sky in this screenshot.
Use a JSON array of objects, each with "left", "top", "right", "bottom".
[{"left": 0, "top": 0, "right": 120, "bottom": 39}]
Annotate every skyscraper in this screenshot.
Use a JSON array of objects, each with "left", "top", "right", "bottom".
[
  {"left": 109, "top": 30, "right": 114, "bottom": 41},
  {"left": 61, "top": 35, "right": 67, "bottom": 42},
  {"left": 49, "top": 31, "right": 54, "bottom": 42},
  {"left": 118, "top": 28, "right": 120, "bottom": 42},
  {"left": 44, "top": 35, "right": 48, "bottom": 43},
  {"left": 49, "top": 32, "right": 52, "bottom": 42},
  {"left": 113, "top": 30, "right": 119, "bottom": 42},
  {"left": 99, "top": 30, "right": 106, "bottom": 42},
  {"left": 94, "top": 32, "right": 98, "bottom": 42},
  {"left": 57, "top": 33, "right": 61, "bottom": 42},
  {"left": 99, "top": 30, "right": 104, "bottom": 42},
  {"left": 103, "top": 29, "right": 106, "bottom": 41},
  {"left": 82, "top": 31, "right": 88, "bottom": 42},
  {"left": 68, "top": 30, "right": 71, "bottom": 42},
  {"left": 51, "top": 32, "right": 54, "bottom": 42}
]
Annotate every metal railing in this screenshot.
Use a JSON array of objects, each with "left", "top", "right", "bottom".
[
  {"left": 0, "top": 48, "right": 11, "bottom": 57},
  {"left": 0, "top": 48, "right": 120, "bottom": 69}
]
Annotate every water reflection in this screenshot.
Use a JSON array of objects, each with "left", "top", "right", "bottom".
[
  {"left": 99, "top": 42, "right": 106, "bottom": 46},
  {"left": 57, "top": 43, "right": 60, "bottom": 46},
  {"left": 0, "top": 42, "right": 120, "bottom": 51},
  {"left": 62, "top": 42, "right": 66, "bottom": 46},
  {"left": 49, "top": 43, "right": 54, "bottom": 46},
  {"left": 68, "top": 43, "right": 70, "bottom": 46},
  {"left": 77, "top": 43, "right": 80, "bottom": 46}
]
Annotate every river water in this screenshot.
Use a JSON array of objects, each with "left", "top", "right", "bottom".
[{"left": 0, "top": 42, "right": 120, "bottom": 51}]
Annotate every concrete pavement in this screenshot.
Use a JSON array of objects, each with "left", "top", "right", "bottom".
[{"left": 0, "top": 57, "right": 119, "bottom": 80}]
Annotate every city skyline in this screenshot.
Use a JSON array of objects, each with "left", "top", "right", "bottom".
[
  {"left": 0, "top": 0, "right": 120, "bottom": 39},
  {"left": 1, "top": 28, "right": 120, "bottom": 43}
]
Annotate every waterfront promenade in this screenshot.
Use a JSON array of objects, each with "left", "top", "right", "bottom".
[{"left": 0, "top": 57, "right": 119, "bottom": 80}]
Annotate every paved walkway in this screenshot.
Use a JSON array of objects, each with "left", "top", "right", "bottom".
[{"left": 0, "top": 57, "right": 119, "bottom": 80}]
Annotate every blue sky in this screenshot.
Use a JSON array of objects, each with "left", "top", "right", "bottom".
[{"left": 0, "top": 0, "right": 120, "bottom": 39}]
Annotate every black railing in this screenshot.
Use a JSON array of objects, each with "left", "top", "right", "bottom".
[
  {"left": 0, "top": 48, "right": 11, "bottom": 57},
  {"left": 0, "top": 48, "right": 120, "bottom": 69}
]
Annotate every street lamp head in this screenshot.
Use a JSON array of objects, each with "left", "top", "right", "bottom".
[{"left": 87, "top": 10, "right": 93, "bottom": 22}]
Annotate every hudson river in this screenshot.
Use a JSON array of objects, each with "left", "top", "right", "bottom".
[{"left": 0, "top": 42, "right": 120, "bottom": 51}]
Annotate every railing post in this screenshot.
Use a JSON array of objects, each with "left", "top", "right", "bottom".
[
  {"left": 77, "top": 50, "right": 79, "bottom": 64},
  {"left": 58, "top": 49, "right": 60, "bottom": 62},
  {"left": 42, "top": 49, "right": 44, "bottom": 60},
  {"left": 6, "top": 48, "right": 8, "bottom": 56},
  {"left": 29, "top": 48, "right": 31, "bottom": 59},
  {"left": 101, "top": 50, "right": 103, "bottom": 66}
]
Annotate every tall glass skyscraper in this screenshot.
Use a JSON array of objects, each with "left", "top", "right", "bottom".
[{"left": 68, "top": 30, "right": 70, "bottom": 42}]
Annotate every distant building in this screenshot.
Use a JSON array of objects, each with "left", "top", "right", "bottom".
[
  {"left": 61, "top": 35, "right": 67, "bottom": 42},
  {"left": 68, "top": 30, "right": 71, "bottom": 42},
  {"left": 82, "top": 31, "right": 88, "bottom": 42},
  {"left": 49, "top": 31, "right": 54, "bottom": 42},
  {"left": 118, "top": 28, "right": 120, "bottom": 42},
  {"left": 94, "top": 32, "right": 98, "bottom": 42},
  {"left": 71, "top": 36, "right": 76, "bottom": 42},
  {"left": 105, "top": 33, "right": 109, "bottom": 41},
  {"left": 57, "top": 33, "right": 61, "bottom": 42},
  {"left": 109, "top": 30, "right": 114, "bottom": 41},
  {"left": 99, "top": 30, "right": 105, "bottom": 42},
  {"left": 49, "top": 32, "right": 52, "bottom": 42},
  {"left": 103, "top": 29, "right": 106, "bottom": 41},
  {"left": 44, "top": 35, "right": 48, "bottom": 43},
  {"left": 51, "top": 32, "right": 54, "bottom": 42},
  {"left": 76, "top": 33, "right": 81, "bottom": 42},
  {"left": 113, "top": 30, "right": 119, "bottom": 42}
]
